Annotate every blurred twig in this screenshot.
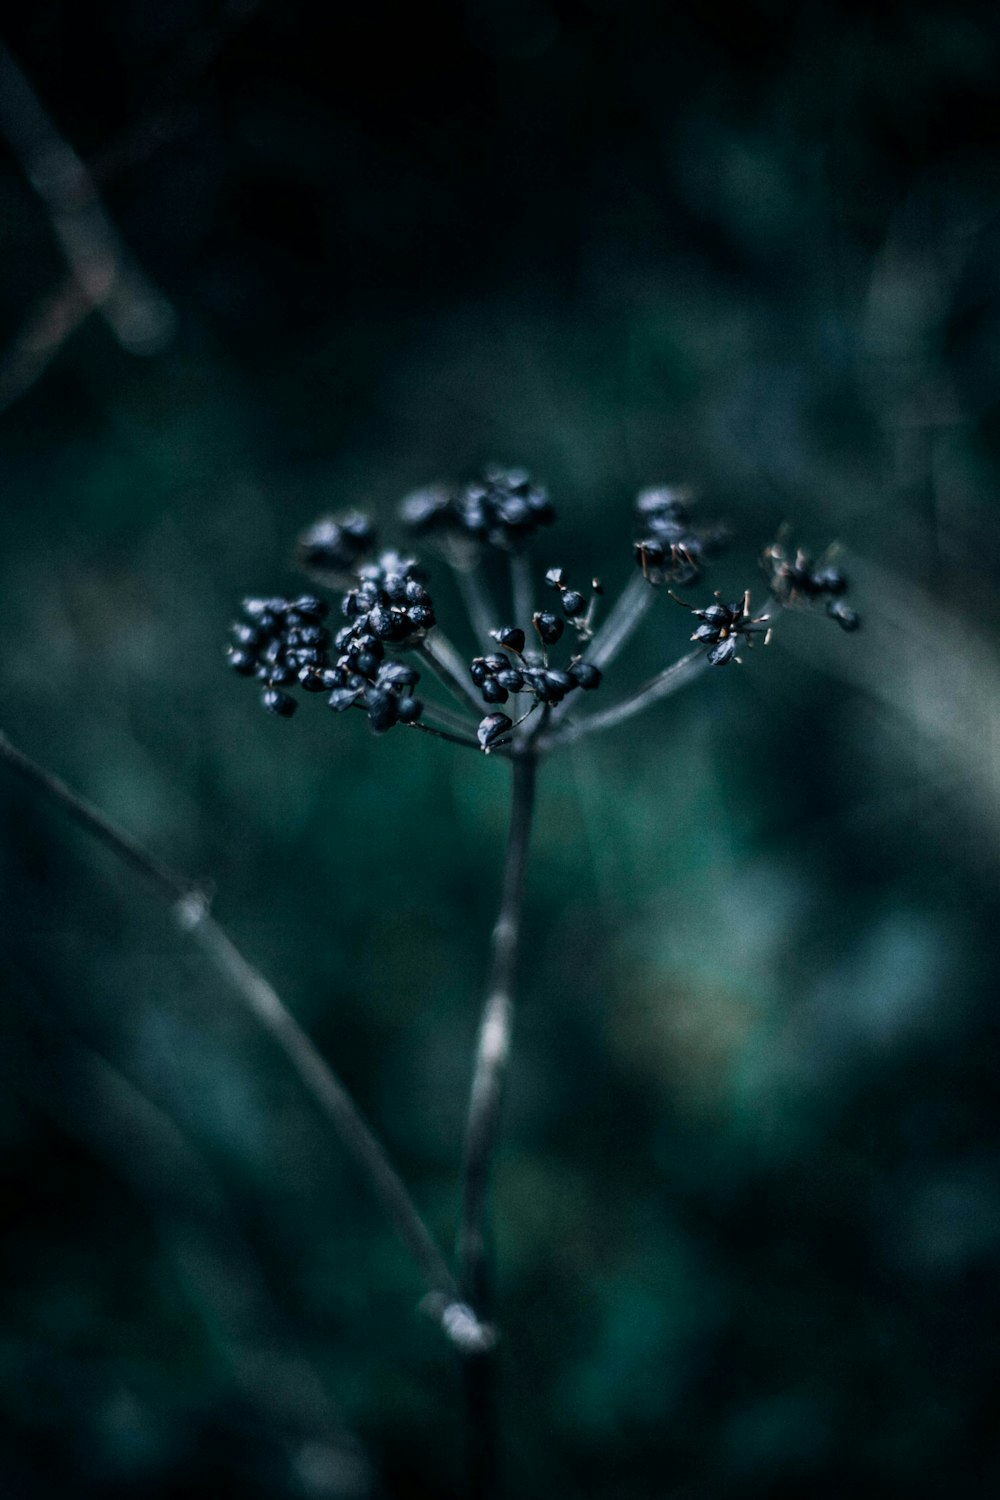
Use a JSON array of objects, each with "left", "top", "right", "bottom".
[
  {"left": 0, "top": 729, "right": 478, "bottom": 1338},
  {"left": 0, "top": 40, "right": 176, "bottom": 396},
  {"left": 0, "top": 5, "right": 270, "bottom": 413},
  {"left": 457, "top": 750, "right": 538, "bottom": 1497}
]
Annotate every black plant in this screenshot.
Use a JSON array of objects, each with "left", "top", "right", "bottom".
[
  {"left": 3, "top": 468, "right": 860, "bottom": 1500},
  {"left": 224, "top": 474, "right": 860, "bottom": 1500}
]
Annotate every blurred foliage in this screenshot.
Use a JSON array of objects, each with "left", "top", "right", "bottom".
[{"left": 2, "top": 0, "right": 1000, "bottom": 1495}]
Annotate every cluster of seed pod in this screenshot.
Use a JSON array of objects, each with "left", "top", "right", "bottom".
[
  {"left": 298, "top": 512, "right": 377, "bottom": 584},
  {"left": 470, "top": 609, "right": 603, "bottom": 751},
  {"left": 760, "top": 537, "right": 861, "bottom": 632},
  {"left": 340, "top": 551, "right": 436, "bottom": 644},
  {"left": 400, "top": 465, "right": 555, "bottom": 553},
  {"left": 325, "top": 648, "right": 424, "bottom": 733},
  {"left": 228, "top": 478, "right": 862, "bottom": 747},
  {"left": 679, "top": 589, "right": 771, "bottom": 666},
  {"left": 540, "top": 567, "right": 604, "bottom": 640},
  {"left": 633, "top": 485, "right": 729, "bottom": 586},
  {"left": 227, "top": 545, "right": 431, "bottom": 731},
  {"left": 226, "top": 594, "right": 334, "bottom": 716}
]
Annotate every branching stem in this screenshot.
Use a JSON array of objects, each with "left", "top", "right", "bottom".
[
  {"left": 540, "top": 650, "right": 709, "bottom": 750},
  {"left": 510, "top": 553, "right": 535, "bottom": 635},
  {"left": 585, "top": 571, "right": 655, "bottom": 671},
  {"left": 453, "top": 564, "right": 500, "bottom": 650},
  {"left": 419, "top": 633, "right": 484, "bottom": 718},
  {"left": 458, "top": 749, "right": 538, "bottom": 1496}
]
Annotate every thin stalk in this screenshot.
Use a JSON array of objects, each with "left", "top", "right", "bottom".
[
  {"left": 509, "top": 553, "right": 535, "bottom": 635},
  {"left": 453, "top": 564, "right": 500, "bottom": 650},
  {"left": 418, "top": 633, "right": 484, "bottom": 718},
  {"left": 458, "top": 750, "right": 538, "bottom": 1497},
  {"left": 0, "top": 730, "right": 477, "bottom": 1340},
  {"left": 421, "top": 700, "right": 481, "bottom": 738},
  {"left": 407, "top": 720, "right": 482, "bottom": 753},
  {"left": 540, "top": 649, "right": 709, "bottom": 750},
  {"left": 0, "top": 42, "right": 175, "bottom": 356},
  {"left": 585, "top": 571, "right": 655, "bottom": 671}
]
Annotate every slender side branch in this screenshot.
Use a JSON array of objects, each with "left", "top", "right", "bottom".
[
  {"left": 457, "top": 751, "right": 537, "bottom": 1495},
  {"left": 585, "top": 571, "right": 655, "bottom": 671},
  {"left": 453, "top": 564, "right": 500, "bottom": 650},
  {"left": 0, "top": 730, "right": 479, "bottom": 1339},
  {"left": 407, "top": 721, "right": 482, "bottom": 753},
  {"left": 509, "top": 553, "right": 535, "bottom": 635},
  {"left": 0, "top": 42, "right": 175, "bottom": 356},
  {"left": 418, "top": 633, "right": 484, "bottom": 718},
  {"left": 419, "top": 701, "right": 482, "bottom": 739},
  {"left": 540, "top": 649, "right": 709, "bottom": 750},
  {"left": 459, "top": 752, "right": 538, "bottom": 1305}
]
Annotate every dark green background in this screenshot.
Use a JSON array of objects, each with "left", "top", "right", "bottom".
[{"left": 1, "top": 1, "right": 999, "bottom": 1495}]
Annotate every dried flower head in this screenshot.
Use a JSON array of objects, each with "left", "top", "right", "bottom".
[{"left": 633, "top": 485, "right": 728, "bottom": 586}]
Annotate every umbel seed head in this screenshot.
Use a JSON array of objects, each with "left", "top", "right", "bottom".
[{"left": 299, "top": 513, "right": 376, "bottom": 583}]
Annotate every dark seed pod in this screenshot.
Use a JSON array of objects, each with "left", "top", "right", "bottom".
[
  {"left": 262, "top": 688, "right": 297, "bottom": 717},
  {"left": 328, "top": 687, "right": 361, "bottom": 712},
  {"left": 707, "top": 636, "right": 740, "bottom": 666},
  {"left": 561, "top": 590, "right": 586, "bottom": 617},
  {"left": 569, "top": 660, "right": 602, "bottom": 690},
  {"left": 292, "top": 595, "right": 329, "bottom": 621},
  {"left": 227, "top": 647, "right": 257, "bottom": 676},
  {"left": 482, "top": 678, "right": 509, "bottom": 705},
  {"left": 533, "top": 611, "right": 564, "bottom": 646},
  {"left": 297, "top": 625, "right": 330, "bottom": 647},
  {"left": 544, "top": 669, "right": 576, "bottom": 694},
  {"left": 379, "top": 661, "right": 419, "bottom": 688},
  {"left": 354, "top": 651, "right": 380, "bottom": 679},
  {"left": 367, "top": 691, "right": 399, "bottom": 734},
  {"left": 351, "top": 633, "right": 383, "bottom": 661},
  {"left": 813, "top": 568, "right": 847, "bottom": 596},
  {"left": 299, "top": 513, "right": 376, "bottom": 579},
  {"left": 478, "top": 713, "right": 513, "bottom": 751},
  {"left": 241, "top": 597, "right": 276, "bottom": 620},
  {"left": 496, "top": 669, "right": 524, "bottom": 691},
  {"left": 397, "top": 697, "right": 423, "bottom": 723},
  {"left": 399, "top": 483, "right": 458, "bottom": 534},
  {"left": 367, "top": 605, "right": 397, "bottom": 640},
  {"left": 827, "top": 600, "right": 860, "bottom": 631},
  {"left": 407, "top": 604, "right": 435, "bottom": 630},
  {"left": 231, "top": 622, "right": 262, "bottom": 648},
  {"left": 494, "top": 626, "right": 525, "bottom": 653},
  {"left": 298, "top": 666, "right": 329, "bottom": 692},
  {"left": 484, "top": 653, "right": 510, "bottom": 672}
]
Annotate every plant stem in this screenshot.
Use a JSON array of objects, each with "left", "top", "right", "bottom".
[
  {"left": 419, "top": 633, "right": 484, "bottom": 718},
  {"left": 453, "top": 564, "right": 500, "bottom": 650},
  {"left": 458, "top": 749, "right": 538, "bottom": 1496},
  {"left": 540, "top": 649, "right": 709, "bottom": 749},
  {"left": 509, "top": 553, "right": 535, "bottom": 635},
  {"left": 0, "top": 729, "right": 475, "bottom": 1338},
  {"left": 407, "top": 720, "right": 483, "bottom": 753},
  {"left": 585, "top": 571, "right": 655, "bottom": 670},
  {"left": 421, "top": 700, "right": 481, "bottom": 737}
]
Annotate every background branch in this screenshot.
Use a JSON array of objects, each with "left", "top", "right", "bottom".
[{"left": 0, "top": 730, "right": 471, "bottom": 1337}]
